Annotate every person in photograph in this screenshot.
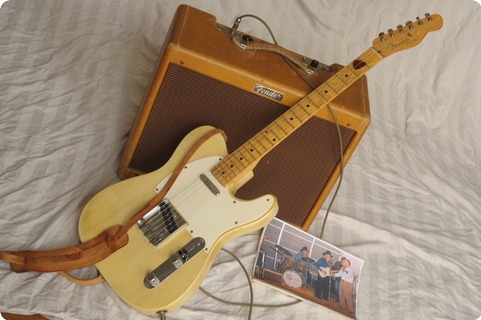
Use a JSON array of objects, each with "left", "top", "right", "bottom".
[
  {"left": 294, "top": 246, "right": 314, "bottom": 287},
  {"left": 332, "top": 256, "right": 346, "bottom": 302},
  {"left": 313, "top": 250, "right": 332, "bottom": 301},
  {"left": 293, "top": 246, "right": 310, "bottom": 267},
  {"left": 335, "top": 258, "right": 355, "bottom": 313}
]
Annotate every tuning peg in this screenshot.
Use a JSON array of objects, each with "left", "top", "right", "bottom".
[
  {"left": 397, "top": 24, "right": 404, "bottom": 33},
  {"left": 406, "top": 20, "right": 414, "bottom": 30},
  {"left": 378, "top": 32, "right": 385, "bottom": 41},
  {"left": 425, "top": 13, "right": 433, "bottom": 21},
  {"left": 416, "top": 17, "right": 423, "bottom": 25}
]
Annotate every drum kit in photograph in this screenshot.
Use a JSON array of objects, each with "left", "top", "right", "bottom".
[{"left": 272, "top": 245, "right": 318, "bottom": 290}]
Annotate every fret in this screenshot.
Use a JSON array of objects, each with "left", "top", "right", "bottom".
[
  {"left": 262, "top": 126, "right": 281, "bottom": 146},
  {"left": 220, "top": 155, "right": 246, "bottom": 180},
  {"left": 252, "top": 132, "right": 272, "bottom": 151},
  {"left": 230, "top": 151, "right": 248, "bottom": 169},
  {"left": 284, "top": 109, "right": 303, "bottom": 127},
  {"left": 316, "top": 86, "right": 336, "bottom": 102},
  {"left": 325, "top": 81, "right": 340, "bottom": 95},
  {"left": 304, "top": 96, "right": 319, "bottom": 115},
  {"left": 243, "top": 141, "right": 262, "bottom": 159},
  {"left": 346, "top": 64, "right": 362, "bottom": 78},
  {"left": 333, "top": 77, "right": 349, "bottom": 92},
  {"left": 334, "top": 67, "right": 357, "bottom": 85},
  {"left": 306, "top": 93, "right": 327, "bottom": 108},
  {"left": 291, "top": 103, "right": 311, "bottom": 121},
  {"left": 282, "top": 116, "right": 295, "bottom": 131},
  {"left": 298, "top": 102, "right": 317, "bottom": 117},
  {"left": 221, "top": 156, "right": 241, "bottom": 174},
  {"left": 272, "top": 118, "right": 289, "bottom": 137},
  {"left": 240, "top": 145, "right": 257, "bottom": 163},
  {"left": 213, "top": 170, "right": 228, "bottom": 185},
  {"left": 268, "top": 122, "right": 287, "bottom": 141},
  {"left": 212, "top": 162, "right": 234, "bottom": 184}
]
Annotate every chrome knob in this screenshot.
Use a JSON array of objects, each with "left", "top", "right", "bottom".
[{"left": 146, "top": 273, "right": 160, "bottom": 288}]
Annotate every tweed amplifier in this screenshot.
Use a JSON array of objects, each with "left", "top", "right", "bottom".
[{"left": 118, "top": 5, "right": 370, "bottom": 230}]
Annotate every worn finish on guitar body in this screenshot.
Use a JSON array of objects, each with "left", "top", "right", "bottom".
[{"left": 78, "top": 126, "right": 278, "bottom": 314}]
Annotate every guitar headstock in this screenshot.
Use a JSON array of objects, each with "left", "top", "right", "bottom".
[{"left": 372, "top": 13, "right": 443, "bottom": 58}]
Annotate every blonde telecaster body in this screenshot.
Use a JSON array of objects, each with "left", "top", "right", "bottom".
[{"left": 78, "top": 126, "right": 278, "bottom": 314}]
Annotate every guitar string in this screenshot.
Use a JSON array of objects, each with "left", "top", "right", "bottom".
[
  {"left": 141, "top": 168, "right": 238, "bottom": 238},
  {"left": 134, "top": 165, "right": 213, "bottom": 237},
  {"left": 141, "top": 177, "right": 209, "bottom": 236}
]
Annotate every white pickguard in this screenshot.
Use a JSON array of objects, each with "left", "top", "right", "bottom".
[{"left": 154, "top": 156, "right": 275, "bottom": 251}]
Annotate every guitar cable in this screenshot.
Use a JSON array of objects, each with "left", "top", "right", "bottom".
[
  {"left": 199, "top": 248, "right": 302, "bottom": 319},
  {"left": 193, "top": 14, "right": 346, "bottom": 319}
]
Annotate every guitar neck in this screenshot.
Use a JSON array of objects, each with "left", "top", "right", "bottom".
[{"left": 212, "top": 48, "right": 383, "bottom": 186}]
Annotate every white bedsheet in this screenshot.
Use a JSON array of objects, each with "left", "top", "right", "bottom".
[{"left": 1, "top": 0, "right": 480, "bottom": 319}]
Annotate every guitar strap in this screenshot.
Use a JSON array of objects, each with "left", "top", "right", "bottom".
[{"left": 0, "top": 128, "right": 225, "bottom": 285}]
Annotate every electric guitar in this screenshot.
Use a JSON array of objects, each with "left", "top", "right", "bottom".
[
  {"left": 318, "top": 267, "right": 343, "bottom": 278},
  {"left": 78, "top": 14, "right": 442, "bottom": 315},
  {"left": 318, "top": 267, "right": 331, "bottom": 278}
]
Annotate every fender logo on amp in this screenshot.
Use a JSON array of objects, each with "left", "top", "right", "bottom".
[{"left": 253, "top": 84, "right": 284, "bottom": 101}]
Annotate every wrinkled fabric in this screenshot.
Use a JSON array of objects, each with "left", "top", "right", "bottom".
[{"left": 1, "top": 0, "right": 480, "bottom": 319}]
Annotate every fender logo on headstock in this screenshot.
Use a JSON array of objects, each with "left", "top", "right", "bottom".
[
  {"left": 387, "top": 36, "right": 413, "bottom": 52},
  {"left": 372, "top": 13, "right": 443, "bottom": 58}
]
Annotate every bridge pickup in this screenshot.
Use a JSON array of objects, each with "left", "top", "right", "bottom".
[
  {"left": 137, "top": 199, "right": 186, "bottom": 246},
  {"left": 144, "top": 237, "right": 206, "bottom": 289}
]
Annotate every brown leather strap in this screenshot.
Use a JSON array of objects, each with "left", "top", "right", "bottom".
[
  {"left": 58, "top": 270, "right": 105, "bottom": 286},
  {"left": 0, "top": 252, "right": 25, "bottom": 265},
  {"left": 0, "top": 127, "right": 226, "bottom": 275},
  {"left": 4, "top": 225, "right": 128, "bottom": 273}
]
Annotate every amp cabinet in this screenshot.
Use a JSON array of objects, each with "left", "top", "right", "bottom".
[{"left": 118, "top": 5, "right": 370, "bottom": 230}]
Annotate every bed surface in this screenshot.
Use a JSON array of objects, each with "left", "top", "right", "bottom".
[{"left": 1, "top": 0, "right": 480, "bottom": 319}]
